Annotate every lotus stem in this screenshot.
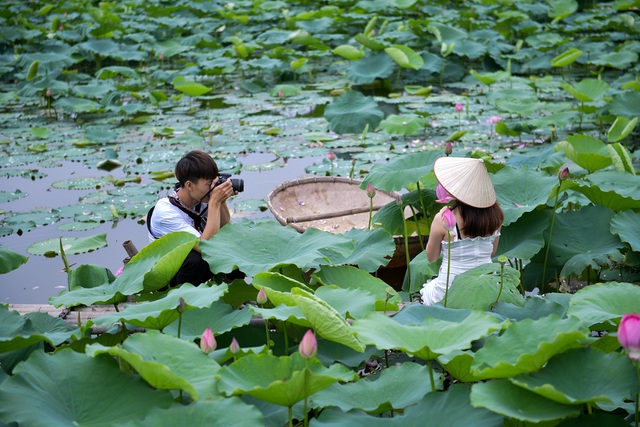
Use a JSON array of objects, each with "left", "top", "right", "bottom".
[
  {"left": 443, "top": 232, "right": 452, "bottom": 307},
  {"left": 288, "top": 406, "right": 293, "bottom": 427},
  {"left": 368, "top": 197, "right": 373, "bottom": 230},
  {"left": 496, "top": 258, "right": 506, "bottom": 303},
  {"left": 177, "top": 313, "right": 182, "bottom": 339},
  {"left": 401, "top": 207, "right": 411, "bottom": 282},
  {"left": 635, "top": 361, "right": 639, "bottom": 427},
  {"left": 541, "top": 190, "right": 560, "bottom": 294},
  {"left": 303, "top": 366, "right": 310, "bottom": 427},
  {"left": 427, "top": 359, "right": 436, "bottom": 391},
  {"left": 408, "top": 205, "right": 424, "bottom": 251}
]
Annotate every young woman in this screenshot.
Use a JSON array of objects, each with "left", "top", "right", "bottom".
[{"left": 420, "top": 156, "right": 504, "bottom": 306}]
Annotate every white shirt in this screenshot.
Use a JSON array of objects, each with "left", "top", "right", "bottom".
[{"left": 148, "top": 197, "right": 203, "bottom": 241}]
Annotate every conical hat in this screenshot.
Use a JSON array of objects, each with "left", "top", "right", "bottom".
[{"left": 433, "top": 157, "right": 496, "bottom": 208}]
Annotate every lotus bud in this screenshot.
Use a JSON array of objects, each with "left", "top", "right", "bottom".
[
  {"left": 299, "top": 329, "right": 317, "bottom": 359},
  {"left": 230, "top": 337, "right": 240, "bottom": 355},
  {"left": 159, "top": 53, "right": 165, "bottom": 60},
  {"left": 558, "top": 166, "right": 569, "bottom": 181},
  {"left": 327, "top": 151, "right": 336, "bottom": 162},
  {"left": 46, "top": 89, "right": 52, "bottom": 97},
  {"left": 278, "top": 90, "right": 284, "bottom": 99},
  {"left": 366, "top": 183, "right": 376, "bottom": 199},
  {"left": 436, "top": 184, "right": 455, "bottom": 204},
  {"left": 444, "top": 141, "right": 453, "bottom": 156},
  {"left": 455, "top": 103, "right": 463, "bottom": 112},
  {"left": 256, "top": 287, "right": 268, "bottom": 305},
  {"left": 200, "top": 327, "right": 216, "bottom": 354},
  {"left": 618, "top": 313, "right": 640, "bottom": 360},
  {"left": 442, "top": 208, "right": 456, "bottom": 232},
  {"left": 177, "top": 297, "right": 186, "bottom": 314},
  {"left": 488, "top": 116, "right": 502, "bottom": 125}
]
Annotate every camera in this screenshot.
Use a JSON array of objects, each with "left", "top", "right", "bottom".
[{"left": 214, "top": 173, "right": 244, "bottom": 193}]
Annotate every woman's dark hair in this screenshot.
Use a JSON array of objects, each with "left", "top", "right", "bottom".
[
  {"left": 175, "top": 150, "right": 218, "bottom": 186},
  {"left": 453, "top": 200, "right": 504, "bottom": 238}
]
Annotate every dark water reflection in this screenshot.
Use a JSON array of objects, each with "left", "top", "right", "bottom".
[{"left": 1, "top": 153, "right": 320, "bottom": 303}]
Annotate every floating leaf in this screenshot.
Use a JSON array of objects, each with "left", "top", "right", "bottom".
[
  {"left": 324, "top": 90, "right": 384, "bottom": 134},
  {"left": 27, "top": 233, "right": 107, "bottom": 256}
]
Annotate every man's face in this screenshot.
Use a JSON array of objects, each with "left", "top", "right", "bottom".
[{"left": 190, "top": 177, "right": 215, "bottom": 203}]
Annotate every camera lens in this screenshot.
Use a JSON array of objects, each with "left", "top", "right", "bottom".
[{"left": 231, "top": 178, "right": 244, "bottom": 192}]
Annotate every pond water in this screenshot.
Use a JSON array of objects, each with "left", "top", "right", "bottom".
[{"left": 1, "top": 153, "right": 321, "bottom": 304}]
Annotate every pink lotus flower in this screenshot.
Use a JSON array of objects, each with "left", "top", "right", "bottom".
[
  {"left": 230, "top": 337, "right": 240, "bottom": 355},
  {"left": 366, "top": 183, "right": 376, "bottom": 198},
  {"left": 455, "top": 103, "right": 463, "bottom": 112},
  {"left": 558, "top": 166, "right": 569, "bottom": 181},
  {"left": 256, "top": 287, "right": 268, "bottom": 305},
  {"left": 436, "top": 184, "right": 455, "bottom": 204},
  {"left": 618, "top": 313, "right": 640, "bottom": 360},
  {"left": 444, "top": 141, "right": 453, "bottom": 156},
  {"left": 299, "top": 329, "right": 317, "bottom": 359},
  {"left": 327, "top": 151, "right": 336, "bottom": 161},
  {"left": 442, "top": 207, "right": 456, "bottom": 232},
  {"left": 488, "top": 116, "right": 502, "bottom": 125},
  {"left": 46, "top": 89, "right": 52, "bottom": 97},
  {"left": 115, "top": 266, "right": 124, "bottom": 276},
  {"left": 200, "top": 327, "right": 216, "bottom": 354}
]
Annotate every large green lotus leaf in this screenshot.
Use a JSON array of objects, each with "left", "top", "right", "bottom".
[
  {"left": 607, "top": 142, "right": 635, "bottom": 174},
  {"left": 50, "top": 232, "right": 198, "bottom": 308},
  {"left": 437, "top": 349, "right": 480, "bottom": 382},
  {"left": 334, "top": 228, "right": 395, "bottom": 272},
  {"left": 497, "top": 210, "right": 548, "bottom": 260},
  {"left": 163, "top": 300, "right": 253, "bottom": 339},
  {"left": 313, "top": 265, "right": 401, "bottom": 310},
  {"left": 291, "top": 287, "right": 365, "bottom": 352},
  {"left": 352, "top": 310, "right": 503, "bottom": 360},
  {"left": 314, "top": 384, "right": 503, "bottom": 426},
  {"left": 312, "top": 362, "right": 441, "bottom": 413},
  {"left": 0, "top": 244, "right": 28, "bottom": 274},
  {"left": 446, "top": 263, "right": 524, "bottom": 310},
  {"left": 471, "top": 315, "right": 589, "bottom": 379},
  {"left": 567, "top": 281, "right": 640, "bottom": 327},
  {"left": 471, "top": 379, "right": 580, "bottom": 423},
  {"left": 610, "top": 210, "right": 640, "bottom": 251},
  {"left": 590, "top": 51, "right": 638, "bottom": 70},
  {"left": 67, "top": 264, "right": 116, "bottom": 291},
  {"left": 0, "top": 305, "right": 83, "bottom": 352},
  {"left": 607, "top": 116, "right": 637, "bottom": 143},
  {"left": 491, "top": 295, "right": 569, "bottom": 322},
  {"left": 27, "top": 233, "right": 107, "bottom": 256},
  {"left": 314, "top": 286, "right": 377, "bottom": 319},
  {"left": 608, "top": 90, "right": 640, "bottom": 117},
  {"left": 250, "top": 305, "right": 309, "bottom": 327},
  {"left": 510, "top": 347, "right": 637, "bottom": 406},
  {"left": 201, "top": 220, "right": 354, "bottom": 276},
  {"left": 554, "top": 134, "right": 612, "bottom": 172},
  {"left": 0, "top": 349, "right": 174, "bottom": 427},
  {"left": 113, "top": 397, "right": 265, "bottom": 427},
  {"left": 172, "top": 76, "right": 211, "bottom": 97},
  {"left": 378, "top": 114, "right": 426, "bottom": 135},
  {"left": 549, "top": 205, "right": 625, "bottom": 278},
  {"left": 333, "top": 45, "right": 364, "bottom": 60},
  {"left": 52, "top": 96, "right": 102, "bottom": 113},
  {"left": 91, "top": 283, "right": 228, "bottom": 330},
  {"left": 361, "top": 150, "right": 440, "bottom": 192},
  {"left": 216, "top": 352, "right": 358, "bottom": 407},
  {"left": 385, "top": 44, "right": 424, "bottom": 69},
  {"left": 488, "top": 88, "right": 539, "bottom": 116},
  {"left": 252, "top": 271, "right": 313, "bottom": 307},
  {"left": 86, "top": 331, "right": 220, "bottom": 401},
  {"left": 574, "top": 170, "right": 640, "bottom": 210},
  {"left": 492, "top": 167, "right": 557, "bottom": 226},
  {"left": 560, "top": 78, "right": 609, "bottom": 102},
  {"left": 551, "top": 48, "right": 583, "bottom": 67},
  {"left": 323, "top": 90, "right": 384, "bottom": 134},
  {"left": 347, "top": 53, "right": 395, "bottom": 84}
]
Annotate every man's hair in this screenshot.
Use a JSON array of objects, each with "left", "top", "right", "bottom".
[
  {"left": 175, "top": 150, "right": 218, "bottom": 186},
  {"left": 454, "top": 201, "right": 504, "bottom": 238}
]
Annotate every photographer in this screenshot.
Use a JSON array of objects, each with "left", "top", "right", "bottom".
[{"left": 147, "top": 150, "right": 237, "bottom": 286}]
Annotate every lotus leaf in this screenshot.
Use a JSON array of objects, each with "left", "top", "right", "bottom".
[
  {"left": 510, "top": 347, "right": 637, "bottom": 405},
  {"left": 446, "top": 263, "right": 524, "bottom": 310},
  {"left": 216, "top": 352, "right": 358, "bottom": 407},
  {"left": 551, "top": 48, "right": 583, "bottom": 67},
  {"left": 0, "top": 349, "right": 175, "bottom": 427},
  {"left": 608, "top": 90, "right": 640, "bottom": 117},
  {"left": 86, "top": 330, "right": 220, "bottom": 400},
  {"left": 313, "top": 362, "right": 441, "bottom": 413},
  {"left": 361, "top": 149, "right": 440, "bottom": 192},
  {"left": 352, "top": 310, "right": 503, "bottom": 360},
  {"left": 610, "top": 210, "right": 640, "bottom": 251},
  {"left": 323, "top": 90, "right": 384, "bottom": 134},
  {"left": 378, "top": 114, "right": 426, "bottom": 135},
  {"left": 113, "top": 398, "right": 265, "bottom": 427},
  {"left": 548, "top": 205, "right": 625, "bottom": 278},
  {"left": 385, "top": 45, "right": 424, "bottom": 70},
  {"left": 471, "top": 315, "right": 589, "bottom": 379},
  {"left": 91, "top": 283, "right": 228, "bottom": 330},
  {"left": 560, "top": 78, "right": 610, "bottom": 103},
  {"left": 0, "top": 245, "right": 28, "bottom": 274},
  {"left": 567, "top": 281, "right": 640, "bottom": 327},
  {"left": 27, "top": 233, "right": 107, "bottom": 256},
  {"left": 201, "top": 219, "right": 355, "bottom": 276},
  {"left": 554, "top": 134, "right": 612, "bottom": 172},
  {"left": 607, "top": 142, "right": 635, "bottom": 174},
  {"left": 471, "top": 379, "right": 580, "bottom": 423},
  {"left": 497, "top": 210, "right": 549, "bottom": 261}
]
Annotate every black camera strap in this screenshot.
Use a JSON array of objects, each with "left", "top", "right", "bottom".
[{"left": 168, "top": 196, "right": 206, "bottom": 233}]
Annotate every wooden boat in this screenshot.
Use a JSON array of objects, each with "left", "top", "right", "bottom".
[{"left": 267, "top": 177, "right": 426, "bottom": 284}]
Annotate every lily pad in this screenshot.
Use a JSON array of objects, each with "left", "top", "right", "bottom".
[{"left": 27, "top": 233, "right": 108, "bottom": 256}]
